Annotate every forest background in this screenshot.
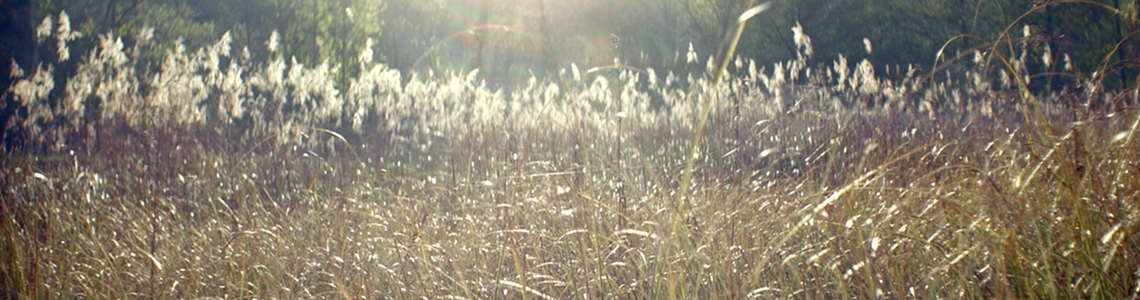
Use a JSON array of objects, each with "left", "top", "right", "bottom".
[{"left": 2, "top": 0, "right": 1133, "bottom": 93}]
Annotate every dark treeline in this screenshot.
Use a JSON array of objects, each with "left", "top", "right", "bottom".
[{"left": 2, "top": 0, "right": 1137, "bottom": 89}]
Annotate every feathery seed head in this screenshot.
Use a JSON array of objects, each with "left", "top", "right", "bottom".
[
  {"left": 268, "top": 31, "right": 280, "bottom": 53},
  {"left": 36, "top": 16, "right": 53, "bottom": 44},
  {"left": 687, "top": 43, "right": 697, "bottom": 64},
  {"left": 9, "top": 58, "right": 23, "bottom": 78},
  {"left": 792, "top": 22, "right": 812, "bottom": 58},
  {"left": 137, "top": 27, "right": 154, "bottom": 44},
  {"left": 359, "top": 38, "right": 374, "bottom": 65},
  {"left": 55, "top": 12, "right": 81, "bottom": 61}
]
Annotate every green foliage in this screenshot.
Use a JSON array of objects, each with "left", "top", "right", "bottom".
[
  {"left": 28, "top": 0, "right": 1136, "bottom": 90},
  {"left": 376, "top": 0, "right": 445, "bottom": 72},
  {"left": 32, "top": 0, "right": 387, "bottom": 84},
  {"left": 675, "top": 0, "right": 743, "bottom": 56},
  {"left": 137, "top": 3, "right": 217, "bottom": 48},
  {"left": 36, "top": 0, "right": 217, "bottom": 49},
  {"left": 260, "top": 0, "right": 385, "bottom": 67}
]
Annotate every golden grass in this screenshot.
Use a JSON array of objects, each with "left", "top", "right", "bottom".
[
  {"left": 2, "top": 90, "right": 1137, "bottom": 298},
  {"left": 3, "top": 6, "right": 1139, "bottom": 298}
]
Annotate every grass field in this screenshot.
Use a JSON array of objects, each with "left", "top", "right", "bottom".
[{"left": 3, "top": 13, "right": 1140, "bottom": 299}]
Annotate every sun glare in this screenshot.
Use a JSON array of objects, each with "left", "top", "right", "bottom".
[{"left": 421, "top": 0, "right": 632, "bottom": 83}]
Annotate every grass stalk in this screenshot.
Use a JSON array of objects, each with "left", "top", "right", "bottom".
[{"left": 668, "top": 4, "right": 769, "bottom": 298}]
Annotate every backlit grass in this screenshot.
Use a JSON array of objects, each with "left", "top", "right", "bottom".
[{"left": 3, "top": 9, "right": 1139, "bottom": 299}]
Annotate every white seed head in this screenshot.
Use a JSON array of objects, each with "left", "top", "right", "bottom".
[
  {"left": 792, "top": 22, "right": 812, "bottom": 57},
  {"left": 687, "top": 43, "right": 697, "bottom": 64},
  {"left": 137, "top": 26, "right": 154, "bottom": 44},
  {"left": 36, "top": 16, "right": 52, "bottom": 44},
  {"left": 359, "top": 38, "right": 374, "bottom": 65},
  {"left": 55, "top": 11, "right": 81, "bottom": 61},
  {"left": 9, "top": 58, "right": 23, "bottom": 78},
  {"left": 267, "top": 30, "right": 280, "bottom": 53}
]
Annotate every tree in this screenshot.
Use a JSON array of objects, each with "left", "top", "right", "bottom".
[
  {"left": 376, "top": 0, "right": 445, "bottom": 73},
  {"left": 254, "top": 0, "right": 384, "bottom": 81}
]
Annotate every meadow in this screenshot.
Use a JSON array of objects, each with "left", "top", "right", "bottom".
[{"left": 2, "top": 12, "right": 1139, "bottom": 299}]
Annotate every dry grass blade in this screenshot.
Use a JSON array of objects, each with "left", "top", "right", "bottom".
[{"left": 4, "top": 3, "right": 1138, "bottom": 299}]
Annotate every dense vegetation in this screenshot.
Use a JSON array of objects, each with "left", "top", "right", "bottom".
[
  {"left": 2, "top": 0, "right": 1139, "bottom": 299},
  {"left": 5, "top": 0, "right": 1133, "bottom": 86}
]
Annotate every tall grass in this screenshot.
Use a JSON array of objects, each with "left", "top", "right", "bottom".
[{"left": 3, "top": 7, "right": 1139, "bottom": 299}]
